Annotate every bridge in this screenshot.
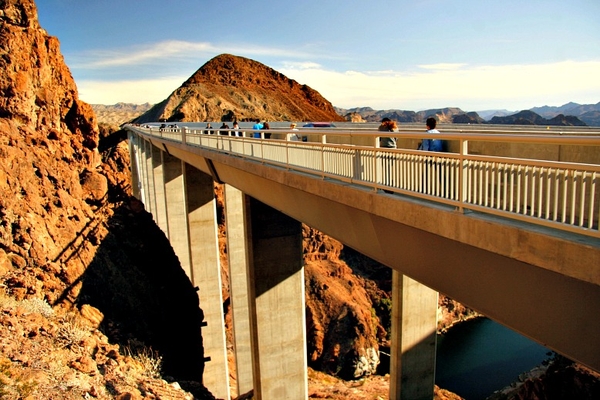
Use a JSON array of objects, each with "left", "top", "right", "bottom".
[{"left": 126, "top": 123, "right": 600, "bottom": 400}]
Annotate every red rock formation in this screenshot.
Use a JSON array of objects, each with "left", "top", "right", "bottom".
[
  {"left": 0, "top": 1, "right": 213, "bottom": 398},
  {"left": 0, "top": 0, "right": 103, "bottom": 303},
  {"left": 304, "top": 226, "right": 381, "bottom": 378},
  {"left": 134, "top": 53, "right": 346, "bottom": 123}
]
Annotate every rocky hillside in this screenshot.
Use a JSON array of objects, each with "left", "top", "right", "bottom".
[
  {"left": 134, "top": 54, "right": 345, "bottom": 124},
  {"left": 0, "top": 1, "right": 214, "bottom": 398}
]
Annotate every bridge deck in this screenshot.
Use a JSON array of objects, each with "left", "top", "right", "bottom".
[{"left": 127, "top": 124, "right": 600, "bottom": 372}]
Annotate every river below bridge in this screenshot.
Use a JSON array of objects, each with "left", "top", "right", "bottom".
[{"left": 435, "top": 317, "right": 551, "bottom": 399}]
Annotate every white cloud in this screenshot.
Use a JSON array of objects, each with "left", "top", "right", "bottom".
[
  {"left": 417, "top": 63, "right": 468, "bottom": 71},
  {"left": 69, "top": 40, "right": 318, "bottom": 70},
  {"left": 70, "top": 41, "right": 217, "bottom": 68},
  {"left": 281, "top": 61, "right": 323, "bottom": 70},
  {"left": 279, "top": 60, "right": 600, "bottom": 110}
]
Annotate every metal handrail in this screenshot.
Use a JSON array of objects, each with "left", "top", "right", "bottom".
[{"left": 127, "top": 124, "right": 600, "bottom": 238}]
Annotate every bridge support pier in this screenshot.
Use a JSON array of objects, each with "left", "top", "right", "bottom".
[
  {"left": 140, "top": 139, "right": 153, "bottom": 211},
  {"left": 185, "top": 166, "right": 230, "bottom": 399},
  {"left": 127, "top": 131, "right": 141, "bottom": 200},
  {"left": 390, "top": 271, "right": 438, "bottom": 400},
  {"left": 246, "top": 198, "right": 308, "bottom": 399},
  {"left": 150, "top": 143, "right": 169, "bottom": 235},
  {"left": 162, "top": 153, "right": 192, "bottom": 276},
  {"left": 142, "top": 140, "right": 156, "bottom": 217},
  {"left": 133, "top": 139, "right": 231, "bottom": 399},
  {"left": 224, "top": 185, "right": 254, "bottom": 397}
]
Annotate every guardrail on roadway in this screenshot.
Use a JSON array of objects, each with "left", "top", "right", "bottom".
[{"left": 128, "top": 124, "right": 600, "bottom": 238}]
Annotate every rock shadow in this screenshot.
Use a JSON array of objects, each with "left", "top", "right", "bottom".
[{"left": 65, "top": 199, "right": 206, "bottom": 382}]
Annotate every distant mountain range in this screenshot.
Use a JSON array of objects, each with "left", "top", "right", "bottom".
[
  {"left": 530, "top": 102, "right": 600, "bottom": 127},
  {"left": 91, "top": 102, "right": 153, "bottom": 125},
  {"left": 94, "top": 101, "right": 600, "bottom": 127},
  {"left": 335, "top": 102, "right": 600, "bottom": 126}
]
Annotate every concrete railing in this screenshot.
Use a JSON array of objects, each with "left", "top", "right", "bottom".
[{"left": 128, "top": 125, "right": 600, "bottom": 238}]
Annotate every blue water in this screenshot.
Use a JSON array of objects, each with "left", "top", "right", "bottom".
[{"left": 436, "top": 318, "right": 551, "bottom": 399}]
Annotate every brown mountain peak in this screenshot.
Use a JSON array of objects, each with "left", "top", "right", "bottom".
[
  {"left": 184, "top": 53, "right": 279, "bottom": 88},
  {"left": 136, "top": 53, "right": 344, "bottom": 123}
]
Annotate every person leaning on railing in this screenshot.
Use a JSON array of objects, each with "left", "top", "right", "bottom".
[
  {"left": 219, "top": 122, "right": 230, "bottom": 135},
  {"left": 419, "top": 117, "right": 447, "bottom": 195},
  {"left": 378, "top": 117, "right": 398, "bottom": 149},
  {"left": 419, "top": 117, "right": 443, "bottom": 151},
  {"left": 378, "top": 118, "right": 398, "bottom": 193}
]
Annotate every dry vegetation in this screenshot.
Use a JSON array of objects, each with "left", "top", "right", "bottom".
[{"left": 0, "top": 290, "right": 203, "bottom": 399}]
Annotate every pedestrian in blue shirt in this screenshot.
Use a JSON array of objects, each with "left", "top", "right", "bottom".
[
  {"left": 419, "top": 117, "right": 443, "bottom": 151},
  {"left": 419, "top": 117, "right": 447, "bottom": 196},
  {"left": 252, "top": 119, "right": 263, "bottom": 138}
]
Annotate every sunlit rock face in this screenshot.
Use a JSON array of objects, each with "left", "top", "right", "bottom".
[
  {"left": 134, "top": 53, "right": 346, "bottom": 123},
  {"left": 0, "top": 0, "right": 104, "bottom": 303}
]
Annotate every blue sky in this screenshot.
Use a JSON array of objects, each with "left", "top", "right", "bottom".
[{"left": 36, "top": 0, "right": 600, "bottom": 112}]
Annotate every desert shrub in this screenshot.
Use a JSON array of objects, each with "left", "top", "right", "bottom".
[
  {"left": 56, "top": 314, "right": 89, "bottom": 351},
  {"left": 124, "top": 339, "right": 163, "bottom": 379},
  {"left": 20, "top": 297, "right": 54, "bottom": 317},
  {"left": 375, "top": 298, "right": 392, "bottom": 340}
]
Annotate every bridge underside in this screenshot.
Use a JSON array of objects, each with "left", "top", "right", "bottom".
[{"left": 151, "top": 136, "right": 600, "bottom": 374}]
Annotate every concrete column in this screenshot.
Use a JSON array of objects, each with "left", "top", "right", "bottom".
[
  {"left": 185, "top": 165, "right": 230, "bottom": 400},
  {"left": 127, "top": 132, "right": 141, "bottom": 199},
  {"left": 389, "top": 270, "right": 438, "bottom": 400},
  {"left": 246, "top": 198, "right": 308, "bottom": 399},
  {"left": 143, "top": 140, "right": 156, "bottom": 216},
  {"left": 139, "top": 138, "right": 151, "bottom": 206},
  {"left": 151, "top": 144, "right": 169, "bottom": 235},
  {"left": 134, "top": 135, "right": 147, "bottom": 204},
  {"left": 162, "top": 152, "right": 192, "bottom": 277},
  {"left": 224, "top": 185, "right": 254, "bottom": 397}
]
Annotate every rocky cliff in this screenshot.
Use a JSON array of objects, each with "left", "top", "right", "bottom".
[
  {"left": 0, "top": 1, "right": 213, "bottom": 398},
  {"left": 0, "top": 0, "right": 101, "bottom": 300},
  {"left": 134, "top": 53, "right": 346, "bottom": 123}
]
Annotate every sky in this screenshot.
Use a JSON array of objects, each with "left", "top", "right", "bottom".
[{"left": 36, "top": 0, "right": 600, "bottom": 112}]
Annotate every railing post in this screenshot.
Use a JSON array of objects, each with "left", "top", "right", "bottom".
[
  {"left": 321, "top": 143, "right": 325, "bottom": 179},
  {"left": 181, "top": 127, "right": 187, "bottom": 144},
  {"left": 459, "top": 139, "right": 469, "bottom": 213},
  {"left": 286, "top": 135, "right": 290, "bottom": 171}
]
